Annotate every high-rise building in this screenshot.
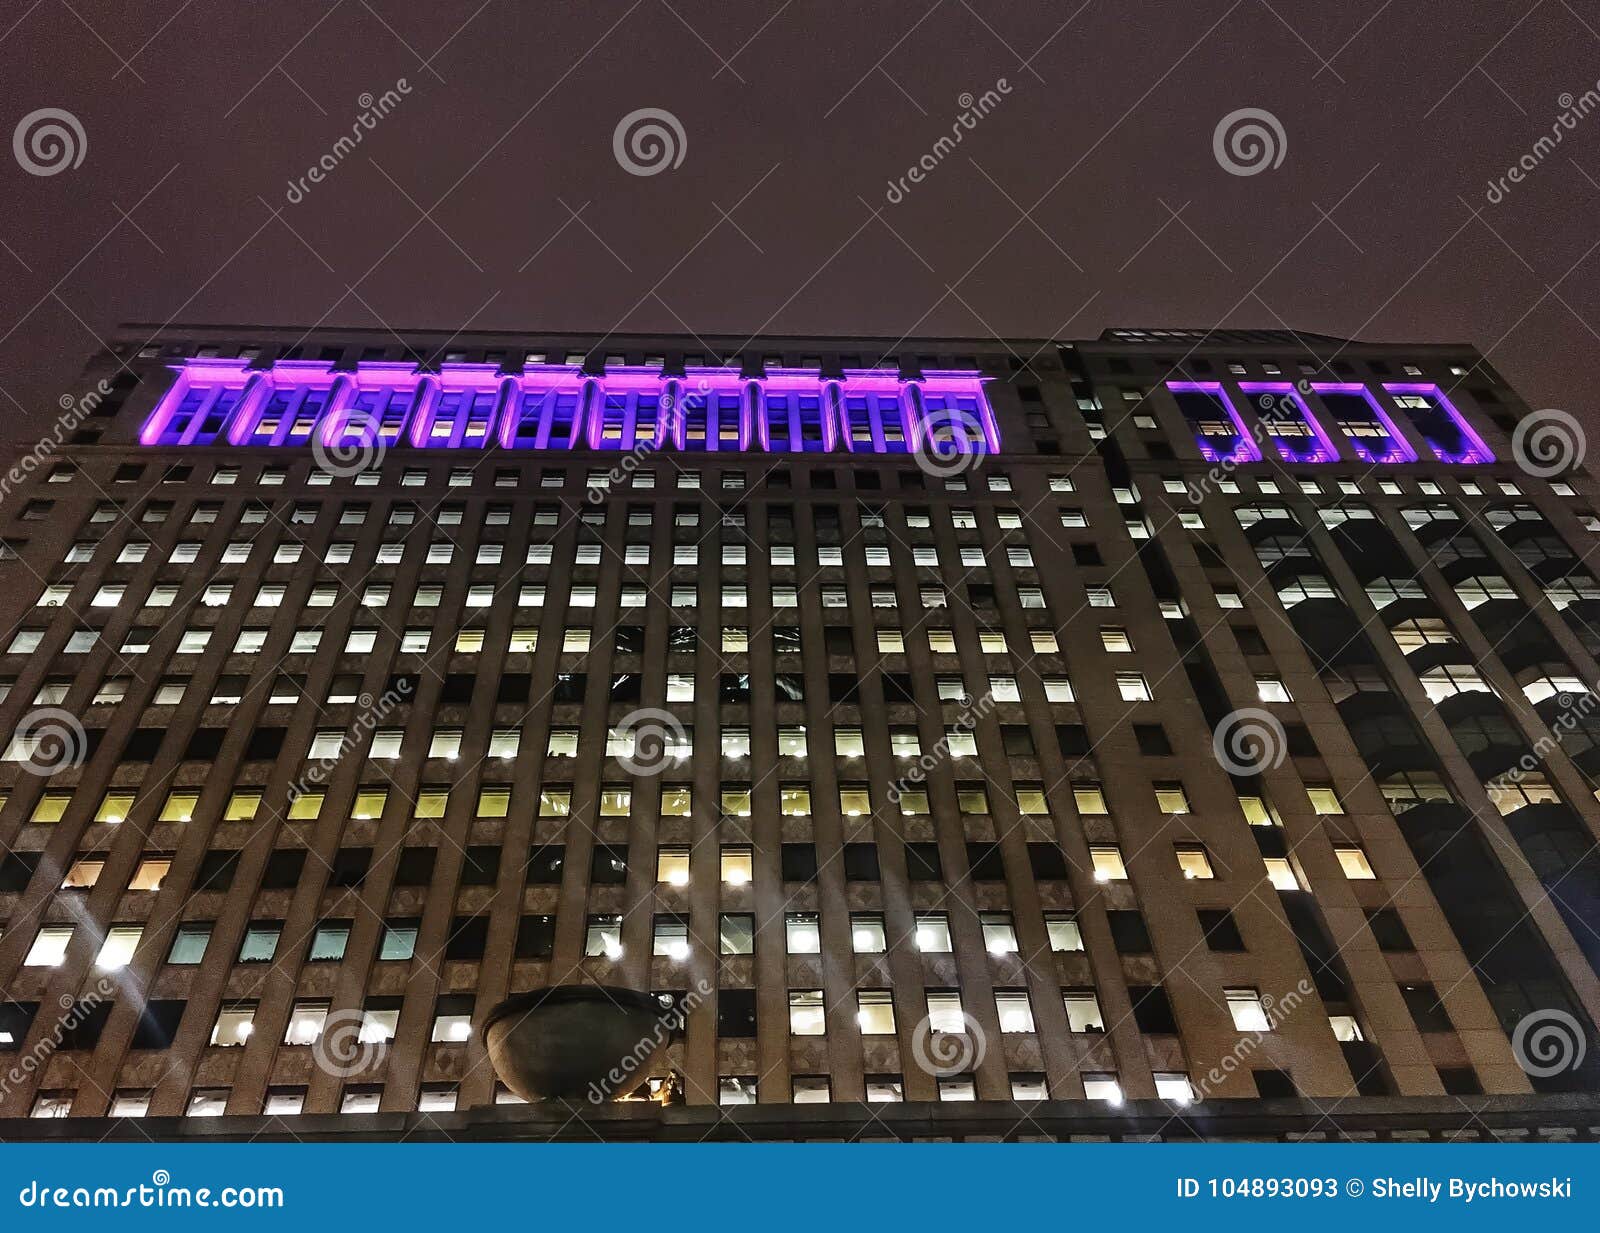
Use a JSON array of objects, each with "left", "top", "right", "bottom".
[{"left": 1, "top": 323, "right": 1597, "bottom": 1141}]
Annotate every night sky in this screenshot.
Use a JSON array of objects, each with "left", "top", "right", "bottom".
[{"left": 1, "top": 0, "right": 1597, "bottom": 440}]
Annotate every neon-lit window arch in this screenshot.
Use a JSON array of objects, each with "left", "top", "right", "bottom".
[
  {"left": 1237, "top": 382, "right": 1338, "bottom": 463},
  {"left": 500, "top": 369, "right": 589, "bottom": 449},
  {"left": 224, "top": 361, "right": 343, "bottom": 446},
  {"left": 140, "top": 358, "right": 256, "bottom": 446},
  {"left": 1308, "top": 383, "right": 1416, "bottom": 464},
  {"left": 319, "top": 362, "right": 418, "bottom": 451},
  {"left": 588, "top": 371, "right": 670, "bottom": 450},
  {"left": 1166, "top": 381, "right": 1260, "bottom": 463},
  {"left": 911, "top": 371, "right": 998, "bottom": 458},
  {"left": 758, "top": 372, "right": 833, "bottom": 452},
  {"left": 676, "top": 370, "right": 749, "bottom": 451},
  {"left": 1383, "top": 383, "right": 1494, "bottom": 464},
  {"left": 836, "top": 371, "right": 914, "bottom": 453}
]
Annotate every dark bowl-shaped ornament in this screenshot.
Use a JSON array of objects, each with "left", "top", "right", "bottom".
[{"left": 483, "top": 985, "right": 668, "bottom": 1103}]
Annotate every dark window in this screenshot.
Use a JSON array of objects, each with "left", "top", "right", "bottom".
[
  {"left": 0, "top": 852, "right": 41, "bottom": 892},
  {"left": 1056, "top": 725, "right": 1089, "bottom": 756},
  {"left": 460, "top": 846, "right": 500, "bottom": 886},
  {"left": 1198, "top": 909, "right": 1246, "bottom": 951},
  {"left": 260, "top": 849, "right": 306, "bottom": 889},
  {"left": 718, "top": 988, "right": 757, "bottom": 1038},
  {"left": 194, "top": 850, "right": 239, "bottom": 891},
  {"left": 1001, "top": 725, "right": 1034, "bottom": 755},
  {"left": 446, "top": 915, "right": 489, "bottom": 961},
  {"left": 441, "top": 674, "right": 474, "bottom": 704},
  {"left": 131, "top": 1000, "right": 186, "bottom": 1049},
  {"left": 394, "top": 847, "right": 437, "bottom": 887},
  {"left": 1128, "top": 985, "right": 1179, "bottom": 1034},
  {"left": 497, "top": 674, "right": 531, "bottom": 703},
  {"left": 330, "top": 848, "right": 371, "bottom": 888},
  {"left": 1027, "top": 843, "right": 1069, "bottom": 880},
  {"left": 781, "top": 843, "right": 817, "bottom": 882},
  {"left": 824, "top": 627, "right": 854, "bottom": 656},
  {"left": 1439, "top": 1066, "right": 1482, "bottom": 1095},
  {"left": 246, "top": 728, "right": 286, "bottom": 760},
  {"left": 1400, "top": 983, "right": 1454, "bottom": 1033},
  {"left": 843, "top": 843, "right": 879, "bottom": 881},
  {"left": 1253, "top": 1068, "right": 1296, "bottom": 1098},
  {"left": 1282, "top": 724, "right": 1318, "bottom": 757},
  {"left": 1072, "top": 544, "right": 1102, "bottom": 566},
  {"left": 1106, "top": 910, "right": 1152, "bottom": 953},
  {"left": 60, "top": 1001, "right": 113, "bottom": 1050},
  {"left": 183, "top": 728, "right": 224, "bottom": 760},
  {"left": 613, "top": 626, "right": 645, "bottom": 654},
  {"left": 905, "top": 842, "right": 942, "bottom": 881},
  {"left": 965, "top": 842, "right": 1006, "bottom": 881},
  {"left": 591, "top": 845, "right": 628, "bottom": 885},
  {"left": 515, "top": 914, "right": 555, "bottom": 959},
  {"left": 526, "top": 845, "right": 565, "bottom": 883},
  {"left": 0, "top": 1002, "right": 39, "bottom": 1051},
  {"left": 121, "top": 729, "right": 164, "bottom": 761},
  {"left": 554, "top": 673, "right": 588, "bottom": 703},
  {"left": 828, "top": 673, "right": 860, "bottom": 704},
  {"left": 1133, "top": 723, "right": 1172, "bottom": 755},
  {"left": 881, "top": 673, "right": 916, "bottom": 704},
  {"left": 720, "top": 674, "right": 751, "bottom": 703},
  {"left": 1235, "top": 626, "right": 1269, "bottom": 655},
  {"left": 1366, "top": 908, "right": 1413, "bottom": 951}
]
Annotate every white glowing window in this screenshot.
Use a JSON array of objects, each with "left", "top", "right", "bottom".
[
  {"left": 915, "top": 913, "right": 952, "bottom": 952},
  {"left": 1062, "top": 990, "right": 1104, "bottom": 1032},
  {"left": 981, "top": 912, "right": 1018, "bottom": 955},
  {"left": 786, "top": 913, "right": 821, "bottom": 954},
  {"left": 212, "top": 1005, "right": 257, "bottom": 1046},
  {"left": 1334, "top": 845, "right": 1375, "bottom": 879},
  {"left": 926, "top": 991, "right": 967, "bottom": 1034},
  {"left": 1090, "top": 846, "right": 1126, "bottom": 881},
  {"left": 788, "top": 990, "right": 826, "bottom": 1035},
  {"left": 25, "top": 926, "right": 73, "bottom": 967},
  {"left": 996, "top": 990, "right": 1035, "bottom": 1033},
  {"left": 1226, "top": 988, "right": 1271, "bottom": 1032},
  {"left": 284, "top": 1002, "right": 330, "bottom": 1045},
  {"left": 657, "top": 847, "right": 690, "bottom": 886},
  {"left": 720, "top": 847, "right": 753, "bottom": 885},
  {"left": 856, "top": 990, "right": 896, "bottom": 1035},
  {"left": 1329, "top": 1015, "right": 1364, "bottom": 1042},
  {"left": 1046, "top": 914, "right": 1083, "bottom": 952},
  {"left": 1263, "top": 857, "right": 1301, "bottom": 891},
  {"left": 1155, "top": 1072, "right": 1194, "bottom": 1104},
  {"left": 851, "top": 914, "right": 887, "bottom": 953},
  {"left": 360, "top": 1009, "right": 399, "bottom": 1044},
  {"left": 96, "top": 925, "right": 142, "bottom": 969},
  {"left": 1083, "top": 1074, "right": 1122, "bottom": 1104}
]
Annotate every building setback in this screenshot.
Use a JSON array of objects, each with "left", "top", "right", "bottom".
[{"left": 0, "top": 323, "right": 1598, "bottom": 1141}]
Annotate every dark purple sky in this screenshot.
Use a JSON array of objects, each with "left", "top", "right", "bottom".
[{"left": 1, "top": 0, "right": 1597, "bottom": 437}]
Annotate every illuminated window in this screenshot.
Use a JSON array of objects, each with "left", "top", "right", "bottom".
[
  {"left": 856, "top": 990, "right": 896, "bottom": 1035},
  {"left": 1175, "top": 844, "right": 1214, "bottom": 880},
  {"left": 721, "top": 847, "right": 753, "bottom": 885},
  {"left": 1305, "top": 786, "right": 1343, "bottom": 815},
  {"left": 785, "top": 912, "right": 821, "bottom": 953},
  {"left": 1062, "top": 989, "right": 1103, "bottom": 1032},
  {"left": 788, "top": 990, "right": 826, "bottom": 1035},
  {"left": 1263, "top": 857, "right": 1301, "bottom": 891},
  {"left": 1226, "top": 988, "right": 1272, "bottom": 1031},
  {"left": 1090, "top": 846, "right": 1127, "bottom": 881},
  {"left": 160, "top": 791, "right": 198, "bottom": 823},
  {"left": 1334, "top": 844, "right": 1375, "bottom": 879}
]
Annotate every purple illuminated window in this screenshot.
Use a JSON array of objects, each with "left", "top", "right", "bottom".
[
  {"left": 1236, "top": 382, "right": 1337, "bottom": 463},
  {"left": 1307, "top": 383, "right": 1415, "bottom": 464},
  {"left": 913, "top": 371, "right": 999, "bottom": 459},
  {"left": 1382, "top": 383, "right": 1493, "bottom": 464},
  {"left": 142, "top": 360, "right": 998, "bottom": 457},
  {"left": 1166, "top": 381, "right": 1260, "bottom": 463},
  {"left": 835, "top": 372, "right": 913, "bottom": 453}
]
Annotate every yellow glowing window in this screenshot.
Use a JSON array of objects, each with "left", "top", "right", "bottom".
[
  {"left": 351, "top": 791, "right": 387, "bottom": 820},
  {"left": 1264, "top": 857, "right": 1301, "bottom": 890},
  {"left": 1306, "top": 787, "right": 1344, "bottom": 815},
  {"left": 1175, "top": 845, "right": 1214, "bottom": 880},
  {"left": 288, "top": 791, "right": 324, "bottom": 820},
  {"left": 415, "top": 791, "right": 448, "bottom": 818},
  {"left": 1154, "top": 785, "right": 1190, "bottom": 814},
  {"left": 1090, "top": 846, "right": 1127, "bottom": 881},
  {"left": 1238, "top": 795, "right": 1277, "bottom": 826},
  {"left": 1334, "top": 845, "right": 1376, "bottom": 879},
  {"left": 160, "top": 791, "right": 198, "bottom": 823},
  {"left": 455, "top": 630, "right": 485, "bottom": 653},
  {"left": 509, "top": 628, "right": 539, "bottom": 652},
  {"left": 96, "top": 791, "right": 134, "bottom": 824},
  {"left": 657, "top": 847, "right": 690, "bottom": 885},
  {"left": 897, "top": 789, "right": 930, "bottom": 815},
  {"left": 1073, "top": 784, "right": 1108, "bottom": 815},
  {"left": 31, "top": 793, "right": 71, "bottom": 823},
  {"left": 1016, "top": 789, "right": 1049, "bottom": 815},
  {"left": 599, "top": 787, "right": 632, "bottom": 816},
  {"left": 129, "top": 858, "right": 170, "bottom": 891},
  {"left": 536, "top": 790, "right": 567, "bottom": 817},
  {"left": 780, "top": 786, "right": 810, "bottom": 815},
  {"left": 660, "top": 786, "right": 692, "bottom": 817},
  {"left": 927, "top": 630, "right": 957, "bottom": 653},
  {"left": 838, "top": 787, "right": 871, "bottom": 817},
  {"left": 223, "top": 791, "right": 260, "bottom": 821},
  {"left": 721, "top": 789, "right": 752, "bottom": 817},
  {"left": 720, "top": 847, "right": 753, "bottom": 885},
  {"left": 957, "top": 789, "right": 989, "bottom": 814},
  {"left": 478, "top": 789, "right": 511, "bottom": 818}
]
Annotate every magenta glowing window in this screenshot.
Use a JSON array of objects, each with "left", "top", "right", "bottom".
[
  {"left": 142, "top": 360, "right": 996, "bottom": 457},
  {"left": 1165, "top": 381, "right": 1260, "bottom": 463},
  {"left": 1236, "top": 382, "right": 1337, "bottom": 463},
  {"left": 1382, "top": 383, "right": 1493, "bottom": 464},
  {"left": 1307, "top": 384, "right": 1415, "bottom": 464}
]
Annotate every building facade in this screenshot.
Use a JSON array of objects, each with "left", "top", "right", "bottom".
[{"left": 0, "top": 323, "right": 1598, "bottom": 1141}]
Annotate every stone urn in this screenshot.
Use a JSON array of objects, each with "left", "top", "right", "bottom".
[{"left": 482, "top": 985, "right": 668, "bottom": 1103}]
